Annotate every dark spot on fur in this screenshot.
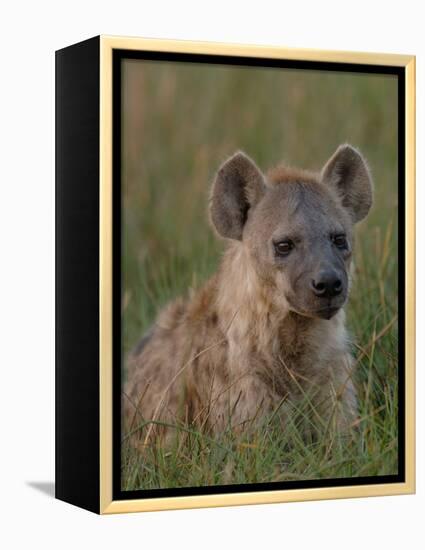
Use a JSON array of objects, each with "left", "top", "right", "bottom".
[{"left": 131, "top": 328, "right": 153, "bottom": 357}]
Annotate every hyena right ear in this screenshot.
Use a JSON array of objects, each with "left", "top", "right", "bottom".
[
  {"left": 210, "top": 152, "right": 266, "bottom": 240},
  {"left": 321, "top": 144, "right": 373, "bottom": 223}
]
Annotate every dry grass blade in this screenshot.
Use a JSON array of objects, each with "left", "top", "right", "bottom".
[{"left": 353, "top": 315, "right": 397, "bottom": 367}]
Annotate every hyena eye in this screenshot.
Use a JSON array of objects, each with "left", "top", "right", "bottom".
[
  {"left": 274, "top": 240, "right": 294, "bottom": 256},
  {"left": 332, "top": 234, "right": 348, "bottom": 249}
]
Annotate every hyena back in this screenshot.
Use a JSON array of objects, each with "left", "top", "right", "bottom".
[{"left": 124, "top": 144, "right": 373, "bottom": 445}]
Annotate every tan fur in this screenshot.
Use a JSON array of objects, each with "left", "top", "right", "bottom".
[
  {"left": 124, "top": 146, "right": 372, "bottom": 446},
  {"left": 267, "top": 164, "right": 318, "bottom": 186}
]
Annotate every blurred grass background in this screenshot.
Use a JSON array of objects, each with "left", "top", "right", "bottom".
[{"left": 121, "top": 58, "right": 399, "bottom": 490}]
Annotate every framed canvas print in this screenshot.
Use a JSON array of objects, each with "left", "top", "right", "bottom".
[{"left": 55, "top": 35, "right": 415, "bottom": 514}]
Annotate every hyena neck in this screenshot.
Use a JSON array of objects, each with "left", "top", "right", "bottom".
[{"left": 215, "top": 241, "right": 343, "bottom": 361}]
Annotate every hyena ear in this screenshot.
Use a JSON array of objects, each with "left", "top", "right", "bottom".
[
  {"left": 210, "top": 151, "right": 267, "bottom": 240},
  {"left": 321, "top": 144, "right": 373, "bottom": 223}
]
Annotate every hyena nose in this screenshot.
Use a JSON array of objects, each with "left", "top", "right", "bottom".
[{"left": 311, "top": 271, "right": 343, "bottom": 298}]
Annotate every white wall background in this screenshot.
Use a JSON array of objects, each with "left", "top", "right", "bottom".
[{"left": 1, "top": 1, "right": 422, "bottom": 548}]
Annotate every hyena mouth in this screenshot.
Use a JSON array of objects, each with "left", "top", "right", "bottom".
[
  {"left": 287, "top": 299, "right": 342, "bottom": 320},
  {"left": 314, "top": 306, "right": 341, "bottom": 320}
]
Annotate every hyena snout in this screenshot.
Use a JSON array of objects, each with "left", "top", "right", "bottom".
[
  {"left": 311, "top": 269, "right": 343, "bottom": 298},
  {"left": 303, "top": 265, "right": 348, "bottom": 319}
]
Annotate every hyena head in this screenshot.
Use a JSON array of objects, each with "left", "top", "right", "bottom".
[{"left": 210, "top": 145, "right": 373, "bottom": 320}]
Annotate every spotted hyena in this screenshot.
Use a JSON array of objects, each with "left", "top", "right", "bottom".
[{"left": 123, "top": 144, "right": 373, "bottom": 445}]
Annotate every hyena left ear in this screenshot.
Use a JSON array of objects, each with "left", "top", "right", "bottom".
[
  {"left": 321, "top": 144, "right": 373, "bottom": 223},
  {"left": 210, "top": 151, "right": 267, "bottom": 240}
]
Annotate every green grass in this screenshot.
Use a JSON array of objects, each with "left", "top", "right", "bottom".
[{"left": 121, "top": 59, "right": 399, "bottom": 490}]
